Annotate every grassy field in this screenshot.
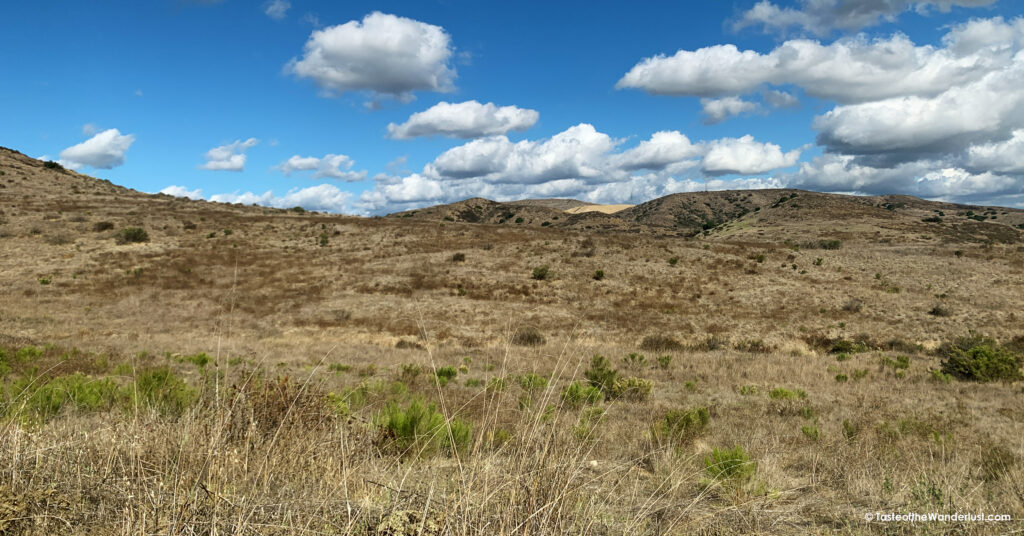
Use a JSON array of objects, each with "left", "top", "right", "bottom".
[{"left": 1, "top": 148, "right": 1023, "bottom": 534}]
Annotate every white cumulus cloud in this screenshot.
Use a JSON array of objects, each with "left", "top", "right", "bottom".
[
  {"left": 159, "top": 185, "right": 204, "bottom": 200},
  {"left": 617, "top": 18, "right": 1024, "bottom": 103},
  {"left": 287, "top": 12, "right": 456, "bottom": 101},
  {"left": 58, "top": 128, "right": 136, "bottom": 169},
  {"left": 701, "top": 97, "right": 761, "bottom": 124},
  {"left": 734, "top": 0, "right": 998, "bottom": 36},
  {"left": 967, "top": 129, "right": 1024, "bottom": 173},
  {"left": 429, "top": 124, "right": 620, "bottom": 184},
  {"left": 387, "top": 100, "right": 539, "bottom": 139},
  {"left": 210, "top": 184, "right": 352, "bottom": 213},
  {"left": 277, "top": 154, "right": 367, "bottom": 181},
  {"left": 812, "top": 53, "right": 1024, "bottom": 159},
  {"left": 701, "top": 135, "right": 802, "bottom": 176},
  {"left": 611, "top": 131, "right": 703, "bottom": 171},
  {"left": 199, "top": 138, "right": 259, "bottom": 172}
]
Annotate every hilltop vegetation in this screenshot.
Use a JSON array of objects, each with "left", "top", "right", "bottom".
[{"left": 0, "top": 146, "right": 1022, "bottom": 534}]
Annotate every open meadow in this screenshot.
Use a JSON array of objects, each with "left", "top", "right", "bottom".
[{"left": 1, "top": 147, "right": 1023, "bottom": 534}]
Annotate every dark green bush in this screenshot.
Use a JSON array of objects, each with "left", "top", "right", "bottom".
[
  {"left": 584, "top": 355, "right": 620, "bottom": 395},
  {"left": 819, "top": 239, "right": 842, "bottom": 250},
  {"left": 92, "top": 221, "right": 115, "bottom": 232},
  {"left": 561, "top": 381, "right": 603, "bottom": 408},
  {"left": 117, "top": 227, "right": 149, "bottom": 244},
  {"left": 531, "top": 266, "right": 550, "bottom": 280},
  {"left": 940, "top": 334, "right": 1022, "bottom": 382},
  {"left": 43, "top": 161, "right": 65, "bottom": 171},
  {"left": 435, "top": 366, "right": 458, "bottom": 387}
]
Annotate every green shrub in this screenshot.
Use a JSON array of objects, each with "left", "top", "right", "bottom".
[
  {"left": 622, "top": 353, "right": 646, "bottom": 369},
  {"left": 656, "top": 355, "right": 672, "bottom": 370},
  {"left": 881, "top": 355, "right": 910, "bottom": 371},
  {"left": 830, "top": 339, "right": 868, "bottom": 354},
  {"left": 818, "top": 239, "right": 842, "bottom": 250},
  {"left": 584, "top": 355, "right": 620, "bottom": 395},
  {"left": 842, "top": 419, "right": 859, "bottom": 441},
  {"left": 561, "top": 381, "right": 603, "bottom": 408},
  {"left": 43, "top": 161, "right": 64, "bottom": 171},
  {"left": 940, "top": 334, "right": 1023, "bottom": 382},
  {"left": 92, "top": 221, "right": 115, "bottom": 232},
  {"left": 128, "top": 367, "right": 196, "bottom": 416},
  {"left": 593, "top": 269, "right": 605, "bottom": 281},
  {"left": 451, "top": 252, "right": 466, "bottom": 262},
  {"left": 435, "top": 366, "right": 458, "bottom": 386},
  {"left": 9, "top": 373, "right": 119, "bottom": 423},
  {"left": 835, "top": 374, "right": 848, "bottom": 383},
  {"left": 613, "top": 377, "right": 652, "bottom": 402},
  {"left": 769, "top": 387, "right": 807, "bottom": 400},
  {"left": 184, "top": 352, "right": 211, "bottom": 368},
  {"left": 801, "top": 424, "right": 820, "bottom": 441},
  {"left": 531, "top": 266, "right": 550, "bottom": 280},
  {"left": 399, "top": 363, "right": 421, "bottom": 382},
  {"left": 517, "top": 373, "right": 549, "bottom": 392},
  {"left": 651, "top": 406, "right": 709, "bottom": 445},
  {"left": 930, "top": 369, "right": 953, "bottom": 383},
  {"left": 704, "top": 446, "right": 755, "bottom": 483},
  {"left": 668, "top": 257, "right": 679, "bottom": 266},
  {"left": 376, "top": 399, "right": 471, "bottom": 458},
  {"left": 573, "top": 406, "right": 605, "bottom": 440},
  {"left": 117, "top": 227, "right": 149, "bottom": 244}
]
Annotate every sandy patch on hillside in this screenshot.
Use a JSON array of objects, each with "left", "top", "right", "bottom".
[{"left": 564, "top": 204, "right": 633, "bottom": 214}]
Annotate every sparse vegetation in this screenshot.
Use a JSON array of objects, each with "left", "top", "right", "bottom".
[
  {"left": 640, "top": 334, "right": 683, "bottom": 352},
  {"left": 510, "top": 326, "right": 545, "bottom": 346},
  {"left": 531, "top": 265, "right": 550, "bottom": 280},
  {"left": 3, "top": 151, "right": 1024, "bottom": 533}
]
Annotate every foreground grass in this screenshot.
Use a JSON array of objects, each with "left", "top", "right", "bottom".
[{"left": 0, "top": 337, "right": 1022, "bottom": 535}]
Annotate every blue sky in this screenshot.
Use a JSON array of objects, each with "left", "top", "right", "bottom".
[{"left": 2, "top": 0, "right": 1023, "bottom": 213}]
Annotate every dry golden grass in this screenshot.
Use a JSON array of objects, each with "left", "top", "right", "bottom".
[{"left": 1, "top": 147, "right": 1023, "bottom": 534}]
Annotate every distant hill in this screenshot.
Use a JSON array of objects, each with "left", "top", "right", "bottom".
[{"left": 388, "top": 188, "right": 1024, "bottom": 243}]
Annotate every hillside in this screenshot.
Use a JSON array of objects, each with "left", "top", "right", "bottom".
[
  {"left": 389, "top": 186, "right": 1024, "bottom": 243},
  {"left": 1, "top": 145, "right": 1023, "bottom": 534}
]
